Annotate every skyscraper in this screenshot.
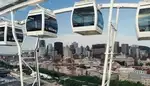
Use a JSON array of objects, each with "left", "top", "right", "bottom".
[
  {"left": 63, "top": 45, "right": 72, "bottom": 58},
  {"left": 80, "top": 46, "right": 84, "bottom": 54},
  {"left": 121, "top": 44, "right": 129, "bottom": 56},
  {"left": 47, "top": 43, "right": 53, "bottom": 56},
  {"left": 39, "top": 40, "right": 46, "bottom": 57},
  {"left": 54, "top": 42, "right": 63, "bottom": 57},
  {"left": 70, "top": 44, "right": 76, "bottom": 54},
  {"left": 92, "top": 44, "right": 106, "bottom": 59},
  {"left": 76, "top": 47, "right": 82, "bottom": 55},
  {"left": 86, "top": 45, "right": 90, "bottom": 51},
  {"left": 72, "top": 42, "right": 78, "bottom": 48},
  {"left": 114, "top": 41, "right": 120, "bottom": 54},
  {"left": 129, "top": 45, "right": 140, "bottom": 58}
]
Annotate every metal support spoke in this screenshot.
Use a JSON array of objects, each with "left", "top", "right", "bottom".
[
  {"left": 11, "top": 11, "right": 24, "bottom": 86},
  {"left": 32, "top": 77, "right": 37, "bottom": 86},
  {"left": 106, "top": 7, "right": 120, "bottom": 86},
  {"left": 35, "top": 37, "right": 41, "bottom": 86},
  {"left": 101, "top": 0, "right": 115, "bottom": 86},
  {"left": 22, "top": 59, "right": 34, "bottom": 72}
]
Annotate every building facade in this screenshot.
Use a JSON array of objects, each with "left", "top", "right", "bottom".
[
  {"left": 114, "top": 41, "right": 120, "bottom": 54},
  {"left": 54, "top": 42, "right": 63, "bottom": 57},
  {"left": 92, "top": 44, "right": 106, "bottom": 59},
  {"left": 63, "top": 45, "right": 72, "bottom": 58},
  {"left": 39, "top": 40, "right": 46, "bottom": 57},
  {"left": 121, "top": 44, "right": 129, "bottom": 56}
]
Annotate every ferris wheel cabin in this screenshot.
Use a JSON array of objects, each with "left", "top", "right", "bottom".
[
  {"left": 136, "top": 1, "right": 150, "bottom": 40},
  {"left": 26, "top": 8, "right": 58, "bottom": 38},
  {"left": 0, "top": 21, "right": 24, "bottom": 46},
  {"left": 71, "top": 0, "right": 104, "bottom": 35}
]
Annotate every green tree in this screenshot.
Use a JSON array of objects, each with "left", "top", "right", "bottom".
[{"left": 146, "top": 62, "right": 150, "bottom": 66}]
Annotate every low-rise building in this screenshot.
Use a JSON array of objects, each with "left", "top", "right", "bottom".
[
  {"left": 128, "top": 72, "right": 141, "bottom": 83},
  {"left": 114, "top": 56, "right": 134, "bottom": 66},
  {"left": 141, "top": 75, "right": 150, "bottom": 86},
  {"left": 118, "top": 67, "right": 135, "bottom": 81},
  {"left": 119, "top": 67, "right": 150, "bottom": 86}
]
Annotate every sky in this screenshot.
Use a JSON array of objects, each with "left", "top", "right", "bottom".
[{"left": 0, "top": 0, "right": 150, "bottom": 54}]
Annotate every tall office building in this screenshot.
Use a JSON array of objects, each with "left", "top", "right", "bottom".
[
  {"left": 85, "top": 45, "right": 91, "bottom": 57},
  {"left": 86, "top": 45, "right": 90, "bottom": 51},
  {"left": 114, "top": 41, "right": 120, "bottom": 54},
  {"left": 47, "top": 43, "right": 53, "bottom": 56},
  {"left": 72, "top": 42, "right": 78, "bottom": 48},
  {"left": 76, "top": 47, "right": 82, "bottom": 55},
  {"left": 129, "top": 45, "right": 140, "bottom": 58},
  {"left": 92, "top": 44, "right": 106, "bottom": 59},
  {"left": 54, "top": 42, "right": 63, "bottom": 57},
  {"left": 63, "top": 45, "right": 72, "bottom": 58},
  {"left": 39, "top": 40, "right": 46, "bottom": 57},
  {"left": 70, "top": 42, "right": 78, "bottom": 55},
  {"left": 80, "top": 46, "right": 84, "bottom": 54},
  {"left": 121, "top": 44, "right": 129, "bottom": 56},
  {"left": 70, "top": 44, "right": 76, "bottom": 54}
]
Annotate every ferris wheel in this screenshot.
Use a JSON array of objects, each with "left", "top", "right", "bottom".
[{"left": 0, "top": 0, "right": 149, "bottom": 86}]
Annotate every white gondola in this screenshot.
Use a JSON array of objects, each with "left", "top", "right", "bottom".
[
  {"left": 71, "top": 0, "right": 104, "bottom": 35},
  {"left": 0, "top": 21, "right": 24, "bottom": 46},
  {"left": 26, "top": 8, "right": 58, "bottom": 38},
  {"left": 136, "top": 1, "right": 150, "bottom": 40}
]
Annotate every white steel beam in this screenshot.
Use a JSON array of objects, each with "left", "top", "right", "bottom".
[
  {"left": 11, "top": 11, "right": 24, "bottom": 86},
  {"left": 107, "top": 8, "right": 120, "bottom": 86},
  {"left": 53, "top": 7, "right": 73, "bottom": 14},
  {"left": 0, "top": 0, "right": 45, "bottom": 16},
  {"left": 53, "top": 3, "right": 138, "bottom": 14},
  {"left": 101, "top": 0, "right": 115, "bottom": 86},
  {"left": 99, "top": 3, "right": 138, "bottom": 9}
]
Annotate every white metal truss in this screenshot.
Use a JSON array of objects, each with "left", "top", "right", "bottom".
[
  {"left": 53, "top": 3, "right": 138, "bottom": 14},
  {"left": 35, "top": 37, "right": 41, "bottom": 86},
  {"left": 0, "top": 0, "right": 45, "bottom": 16},
  {"left": 0, "top": 1, "right": 142, "bottom": 86},
  {"left": 0, "top": 1, "right": 46, "bottom": 86},
  {"left": 101, "top": 0, "right": 115, "bottom": 86},
  {"left": 10, "top": 11, "right": 40, "bottom": 86},
  {"left": 106, "top": 7, "right": 120, "bottom": 86},
  {"left": 10, "top": 11, "right": 24, "bottom": 86}
]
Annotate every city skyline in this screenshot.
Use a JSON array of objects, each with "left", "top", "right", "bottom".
[
  {"left": 1, "top": 31, "right": 150, "bottom": 54},
  {"left": 0, "top": 1, "right": 150, "bottom": 86},
  {"left": 0, "top": 0, "right": 149, "bottom": 54}
]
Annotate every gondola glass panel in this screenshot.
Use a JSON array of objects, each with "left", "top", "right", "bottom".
[
  {"left": 0, "top": 27, "right": 4, "bottom": 41},
  {"left": 138, "top": 8, "right": 150, "bottom": 32},
  {"left": 7, "top": 27, "right": 14, "bottom": 42},
  {"left": 73, "top": 6, "right": 95, "bottom": 27},
  {"left": 97, "top": 10, "right": 104, "bottom": 30},
  {"left": 15, "top": 29, "right": 24, "bottom": 42},
  {"left": 7, "top": 27, "right": 24, "bottom": 43},
  {"left": 72, "top": 1, "right": 104, "bottom": 35},
  {"left": 136, "top": 2, "right": 150, "bottom": 40},
  {"left": 44, "top": 14, "right": 58, "bottom": 34},
  {"left": 26, "top": 8, "right": 58, "bottom": 38},
  {"left": 0, "top": 21, "right": 24, "bottom": 46},
  {"left": 26, "top": 14, "right": 42, "bottom": 31}
]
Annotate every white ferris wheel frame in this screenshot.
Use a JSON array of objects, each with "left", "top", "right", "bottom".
[{"left": 0, "top": 0, "right": 146, "bottom": 86}]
